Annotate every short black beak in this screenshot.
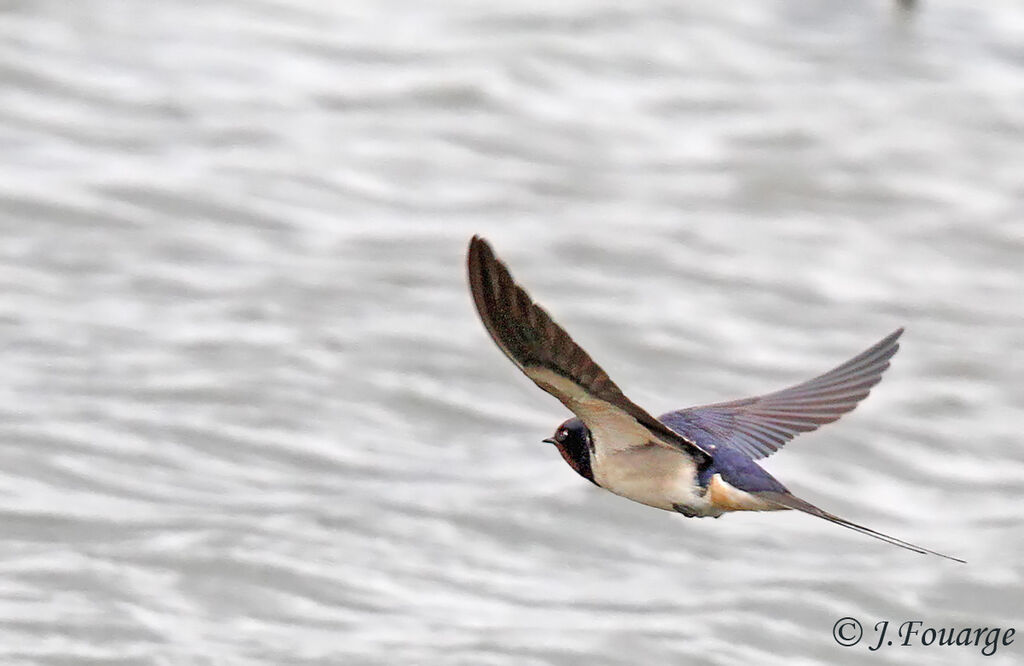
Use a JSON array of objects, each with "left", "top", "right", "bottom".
[{"left": 542, "top": 438, "right": 556, "bottom": 445}]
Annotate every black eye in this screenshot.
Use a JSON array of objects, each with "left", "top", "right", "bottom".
[{"left": 559, "top": 429, "right": 568, "bottom": 440}]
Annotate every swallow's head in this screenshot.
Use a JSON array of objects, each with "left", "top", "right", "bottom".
[{"left": 543, "top": 417, "right": 595, "bottom": 484}]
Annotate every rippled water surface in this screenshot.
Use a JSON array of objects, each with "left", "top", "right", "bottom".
[{"left": 1, "top": 1, "right": 1022, "bottom": 664}]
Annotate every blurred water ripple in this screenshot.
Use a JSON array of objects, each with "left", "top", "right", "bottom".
[{"left": 0, "top": 1, "right": 1021, "bottom": 664}]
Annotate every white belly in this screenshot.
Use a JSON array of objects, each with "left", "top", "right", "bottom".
[{"left": 592, "top": 445, "right": 720, "bottom": 515}]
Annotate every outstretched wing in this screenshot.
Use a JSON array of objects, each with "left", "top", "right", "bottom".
[
  {"left": 467, "top": 236, "right": 709, "bottom": 459},
  {"left": 659, "top": 328, "right": 902, "bottom": 460}
]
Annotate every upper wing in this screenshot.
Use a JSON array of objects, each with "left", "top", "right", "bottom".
[
  {"left": 467, "top": 236, "right": 710, "bottom": 459},
  {"left": 659, "top": 328, "right": 903, "bottom": 460}
]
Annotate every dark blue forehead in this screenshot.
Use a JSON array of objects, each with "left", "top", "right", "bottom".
[{"left": 560, "top": 417, "right": 586, "bottom": 434}]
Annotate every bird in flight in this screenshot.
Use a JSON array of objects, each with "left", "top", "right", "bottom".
[{"left": 467, "top": 236, "right": 963, "bottom": 563}]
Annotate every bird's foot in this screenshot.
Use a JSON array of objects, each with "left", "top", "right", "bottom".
[{"left": 673, "top": 503, "right": 700, "bottom": 518}]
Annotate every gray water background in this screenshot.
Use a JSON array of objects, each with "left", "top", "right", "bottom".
[{"left": 0, "top": 1, "right": 1022, "bottom": 664}]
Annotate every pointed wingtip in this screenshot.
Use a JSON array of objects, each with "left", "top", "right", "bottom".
[
  {"left": 467, "top": 236, "right": 495, "bottom": 276},
  {"left": 467, "top": 235, "right": 489, "bottom": 276},
  {"left": 885, "top": 326, "right": 904, "bottom": 357},
  {"left": 468, "top": 234, "right": 488, "bottom": 253},
  {"left": 882, "top": 326, "right": 904, "bottom": 349}
]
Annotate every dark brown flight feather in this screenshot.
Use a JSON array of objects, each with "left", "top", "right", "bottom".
[{"left": 467, "top": 236, "right": 709, "bottom": 459}]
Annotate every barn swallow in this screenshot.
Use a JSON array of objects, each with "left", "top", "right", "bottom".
[{"left": 467, "top": 236, "right": 963, "bottom": 563}]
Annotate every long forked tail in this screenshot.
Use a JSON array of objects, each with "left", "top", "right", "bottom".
[{"left": 761, "top": 492, "right": 966, "bottom": 563}]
